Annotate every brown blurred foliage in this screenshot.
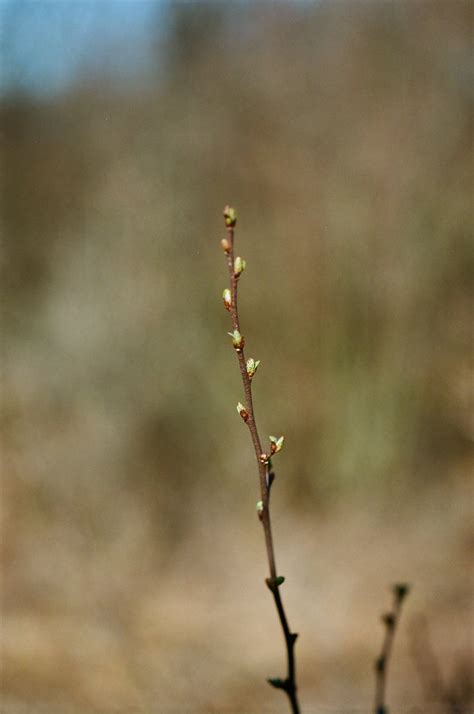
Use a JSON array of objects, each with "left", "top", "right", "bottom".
[{"left": 1, "top": 2, "right": 472, "bottom": 712}]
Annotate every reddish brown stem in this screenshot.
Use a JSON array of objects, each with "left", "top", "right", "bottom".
[{"left": 222, "top": 215, "right": 300, "bottom": 714}]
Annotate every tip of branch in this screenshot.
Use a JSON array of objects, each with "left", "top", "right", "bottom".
[
  {"left": 393, "top": 583, "right": 410, "bottom": 601},
  {"left": 223, "top": 205, "right": 237, "bottom": 227}
]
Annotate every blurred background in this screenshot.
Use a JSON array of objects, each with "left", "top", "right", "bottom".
[{"left": 1, "top": 1, "right": 472, "bottom": 712}]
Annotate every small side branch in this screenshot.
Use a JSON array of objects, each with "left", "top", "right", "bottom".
[
  {"left": 374, "top": 584, "right": 410, "bottom": 714},
  {"left": 220, "top": 206, "right": 301, "bottom": 714}
]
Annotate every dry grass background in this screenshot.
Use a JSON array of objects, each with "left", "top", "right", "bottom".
[{"left": 1, "top": 2, "right": 473, "bottom": 712}]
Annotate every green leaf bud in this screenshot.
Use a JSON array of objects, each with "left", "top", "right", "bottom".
[
  {"left": 246, "top": 357, "right": 260, "bottom": 379},
  {"left": 228, "top": 329, "right": 244, "bottom": 350},
  {"left": 222, "top": 288, "right": 232, "bottom": 310},
  {"left": 234, "top": 256, "right": 246, "bottom": 276},
  {"left": 223, "top": 205, "right": 237, "bottom": 227}
]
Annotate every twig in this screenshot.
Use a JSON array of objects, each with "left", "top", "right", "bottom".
[
  {"left": 374, "top": 583, "right": 410, "bottom": 714},
  {"left": 220, "top": 206, "right": 301, "bottom": 714}
]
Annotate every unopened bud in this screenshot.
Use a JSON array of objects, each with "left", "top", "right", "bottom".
[
  {"left": 223, "top": 205, "right": 237, "bottom": 227},
  {"left": 237, "top": 402, "right": 249, "bottom": 422},
  {"left": 265, "top": 575, "right": 285, "bottom": 591},
  {"left": 234, "top": 256, "right": 246, "bottom": 276},
  {"left": 246, "top": 357, "right": 260, "bottom": 379},
  {"left": 221, "top": 237, "right": 231, "bottom": 253},
  {"left": 228, "top": 329, "right": 244, "bottom": 350},
  {"left": 222, "top": 288, "right": 232, "bottom": 310},
  {"left": 269, "top": 435, "right": 285, "bottom": 454},
  {"left": 393, "top": 583, "right": 410, "bottom": 601},
  {"left": 259, "top": 453, "right": 269, "bottom": 464},
  {"left": 256, "top": 500, "right": 264, "bottom": 516},
  {"left": 382, "top": 613, "right": 395, "bottom": 628}
]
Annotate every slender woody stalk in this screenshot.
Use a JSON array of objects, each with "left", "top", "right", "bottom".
[
  {"left": 374, "top": 584, "right": 410, "bottom": 714},
  {"left": 220, "top": 206, "right": 301, "bottom": 714}
]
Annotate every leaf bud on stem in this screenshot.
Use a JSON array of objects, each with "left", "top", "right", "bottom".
[
  {"left": 228, "top": 329, "right": 244, "bottom": 350},
  {"left": 222, "top": 288, "right": 232, "bottom": 310},
  {"left": 246, "top": 357, "right": 260, "bottom": 379},
  {"left": 234, "top": 256, "right": 246, "bottom": 277},
  {"left": 237, "top": 402, "right": 249, "bottom": 422}
]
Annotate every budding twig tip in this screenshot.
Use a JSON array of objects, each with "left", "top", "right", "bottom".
[{"left": 223, "top": 205, "right": 237, "bottom": 227}]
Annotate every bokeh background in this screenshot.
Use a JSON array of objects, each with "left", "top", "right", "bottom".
[{"left": 1, "top": 1, "right": 472, "bottom": 712}]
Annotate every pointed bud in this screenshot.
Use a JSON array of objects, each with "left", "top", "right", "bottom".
[
  {"left": 237, "top": 402, "right": 249, "bottom": 422},
  {"left": 267, "top": 677, "right": 286, "bottom": 690},
  {"left": 256, "top": 500, "right": 264, "bottom": 520},
  {"left": 234, "top": 256, "right": 246, "bottom": 276},
  {"left": 222, "top": 288, "right": 232, "bottom": 310},
  {"left": 393, "top": 583, "right": 410, "bottom": 601},
  {"left": 246, "top": 357, "right": 260, "bottom": 379},
  {"left": 269, "top": 435, "right": 285, "bottom": 455},
  {"left": 220, "top": 237, "right": 231, "bottom": 253},
  {"left": 223, "top": 205, "right": 237, "bottom": 227},
  {"left": 228, "top": 329, "right": 244, "bottom": 350}
]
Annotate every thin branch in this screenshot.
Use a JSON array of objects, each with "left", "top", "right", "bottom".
[
  {"left": 220, "top": 206, "right": 301, "bottom": 714},
  {"left": 374, "top": 583, "right": 410, "bottom": 714}
]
